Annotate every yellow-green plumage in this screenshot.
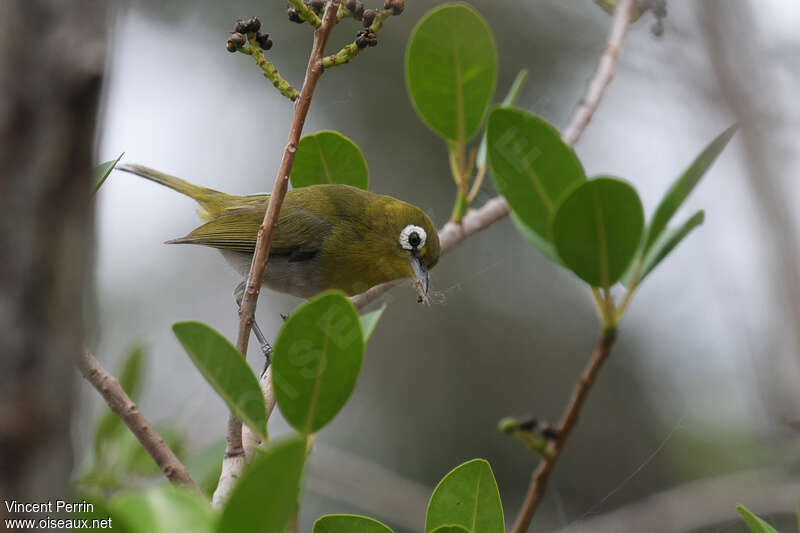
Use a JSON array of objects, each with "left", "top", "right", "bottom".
[{"left": 118, "top": 164, "right": 440, "bottom": 299}]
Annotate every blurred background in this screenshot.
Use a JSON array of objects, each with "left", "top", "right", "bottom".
[{"left": 81, "top": 0, "right": 800, "bottom": 531}]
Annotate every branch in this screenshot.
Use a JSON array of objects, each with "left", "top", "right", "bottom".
[
  {"left": 511, "top": 328, "right": 617, "bottom": 532},
  {"left": 78, "top": 351, "right": 198, "bottom": 490},
  {"left": 213, "top": 0, "right": 341, "bottom": 508},
  {"left": 510, "top": 3, "right": 637, "bottom": 529}
]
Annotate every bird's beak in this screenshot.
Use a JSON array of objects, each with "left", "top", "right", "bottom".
[{"left": 410, "top": 254, "right": 429, "bottom": 304}]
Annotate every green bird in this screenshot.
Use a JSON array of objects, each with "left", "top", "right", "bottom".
[{"left": 117, "top": 164, "right": 440, "bottom": 301}]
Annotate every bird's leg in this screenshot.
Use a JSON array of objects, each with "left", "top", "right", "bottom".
[{"left": 234, "top": 280, "right": 272, "bottom": 372}]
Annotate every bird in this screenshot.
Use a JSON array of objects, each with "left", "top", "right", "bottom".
[{"left": 117, "top": 164, "right": 440, "bottom": 358}]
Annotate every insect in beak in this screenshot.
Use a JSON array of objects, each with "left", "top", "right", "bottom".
[{"left": 410, "top": 253, "right": 429, "bottom": 304}]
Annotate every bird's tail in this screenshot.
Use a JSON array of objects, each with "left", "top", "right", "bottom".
[{"left": 116, "top": 163, "right": 237, "bottom": 221}]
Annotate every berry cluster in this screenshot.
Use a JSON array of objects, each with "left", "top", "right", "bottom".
[{"left": 226, "top": 17, "right": 272, "bottom": 53}]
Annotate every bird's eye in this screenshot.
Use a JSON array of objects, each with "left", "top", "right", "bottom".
[{"left": 399, "top": 224, "right": 426, "bottom": 250}]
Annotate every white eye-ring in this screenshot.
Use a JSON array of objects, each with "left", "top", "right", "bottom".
[{"left": 399, "top": 224, "right": 426, "bottom": 250}]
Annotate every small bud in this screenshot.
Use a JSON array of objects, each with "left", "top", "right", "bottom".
[
  {"left": 229, "top": 32, "right": 247, "bottom": 48},
  {"left": 248, "top": 16, "right": 261, "bottom": 32},
  {"left": 540, "top": 423, "right": 559, "bottom": 440},
  {"left": 498, "top": 417, "right": 519, "bottom": 434},
  {"left": 362, "top": 8, "right": 377, "bottom": 27},
  {"left": 307, "top": 0, "right": 325, "bottom": 15},
  {"left": 355, "top": 28, "right": 377, "bottom": 49},
  {"left": 345, "top": 0, "right": 357, "bottom": 12},
  {"left": 384, "top": 0, "right": 404, "bottom": 15},
  {"left": 256, "top": 32, "right": 273, "bottom": 51},
  {"left": 288, "top": 8, "right": 304, "bottom": 23},
  {"left": 226, "top": 39, "right": 237, "bottom": 53},
  {"left": 517, "top": 416, "right": 538, "bottom": 432},
  {"left": 233, "top": 19, "right": 249, "bottom": 34}
]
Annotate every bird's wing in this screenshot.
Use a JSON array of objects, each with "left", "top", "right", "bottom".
[{"left": 167, "top": 207, "right": 331, "bottom": 262}]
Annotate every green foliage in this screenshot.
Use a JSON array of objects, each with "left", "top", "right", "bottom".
[
  {"left": 643, "top": 125, "right": 736, "bottom": 255},
  {"left": 736, "top": 505, "right": 779, "bottom": 533},
  {"left": 272, "top": 291, "right": 365, "bottom": 435},
  {"left": 314, "top": 514, "right": 394, "bottom": 533},
  {"left": 359, "top": 305, "right": 386, "bottom": 343},
  {"left": 406, "top": 3, "right": 497, "bottom": 142},
  {"left": 487, "top": 107, "right": 585, "bottom": 257},
  {"left": 172, "top": 321, "right": 267, "bottom": 442},
  {"left": 218, "top": 438, "right": 306, "bottom": 533},
  {"left": 92, "top": 153, "right": 124, "bottom": 195},
  {"left": 636, "top": 210, "right": 704, "bottom": 284},
  {"left": 552, "top": 177, "right": 644, "bottom": 288},
  {"left": 291, "top": 131, "right": 369, "bottom": 190},
  {"left": 426, "top": 459, "right": 504, "bottom": 533},
  {"left": 111, "top": 485, "right": 216, "bottom": 533}
]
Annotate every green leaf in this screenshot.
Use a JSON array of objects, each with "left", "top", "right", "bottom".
[
  {"left": 637, "top": 210, "right": 704, "bottom": 283},
  {"left": 431, "top": 527, "right": 470, "bottom": 533},
  {"left": 111, "top": 485, "right": 216, "bottom": 533},
  {"left": 218, "top": 438, "right": 306, "bottom": 533},
  {"left": 406, "top": 3, "right": 497, "bottom": 142},
  {"left": 736, "top": 505, "right": 779, "bottom": 533},
  {"left": 92, "top": 152, "right": 124, "bottom": 195},
  {"left": 360, "top": 305, "right": 386, "bottom": 343},
  {"left": 73, "top": 493, "right": 120, "bottom": 531},
  {"left": 291, "top": 131, "right": 369, "bottom": 190},
  {"left": 272, "top": 291, "right": 364, "bottom": 435},
  {"left": 314, "top": 514, "right": 394, "bottom": 533},
  {"left": 644, "top": 125, "right": 735, "bottom": 254},
  {"left": 94, "top": 346, "right": 146, "bottom": 455},
  {"left": 426, "top": 459, "right": 504, "bottom": 533},
  {"left": 172, "top": 321, "right": 266, "bottom": 442},
  {"left": 552, "top": 177, "right": 644, "bottom": 288},
  {"left": 487, "top": 107, "right": 585, "bottom": 254},
  {"left": 477, "top": 69, "right": 528, "bottom": 171}
]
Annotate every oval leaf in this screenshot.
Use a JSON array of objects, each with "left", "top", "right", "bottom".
[
  {"left": 488, "top": 107, "right": 585, "bottom": 253},
  {"left": 552, "top": 177, "right": 644, "bottom": 288},
  {"left": 426, "top": 459, "right": 504, "bottom": 533},
  {"left": 406, "top": 3, "right": 497, "bottom": 142},
  {"left": 291, "top": 131, "right": 369, "bottom": 190},
  {"left": 314, "top": 514, "right": 394, "bottom": 533},
  {"left": 637, "top": 210, "right": 704, "bottom": 284},
  {"left": 112, "top": 485, "right": 216, "bottom": 533},
  {"left": 218, "top": 438, "right": 306, "bottom": 533},
  {"left": 736, "top": 505, "right": 779, "bottom": 533},
  {"left": 172, "top": 321, "right": 266, "bottom": 441},
  {"left": 644, "top": 125, "right": 735, "bottom": 254},
  {"left": 272, "top": 291, "right": 364, "bottom": 435}
]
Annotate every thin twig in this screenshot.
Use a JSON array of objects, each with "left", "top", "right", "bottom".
[
  {"left": 562, "top": 0, "right": 635, "bottom": 146},
  {"left": 511, "top": 329, "right": 617, "bottom": 532},
  {"left": 78, "top": 351, "right": 198, "bottom": 490},
  {"left": 213, "top": 0, "right": 342, "bottom": 508},
  {"left": 510, "top": 4, "right": 637, "bottom": 529}
]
